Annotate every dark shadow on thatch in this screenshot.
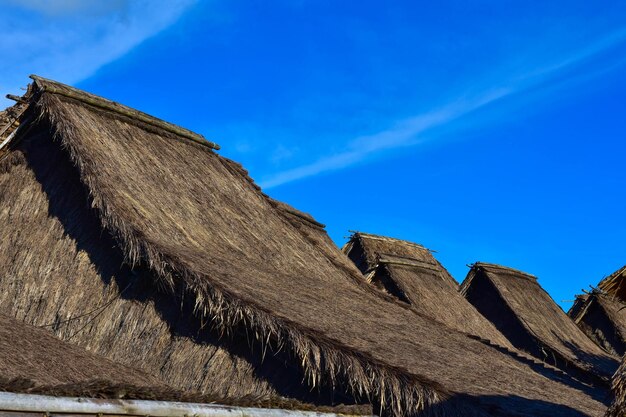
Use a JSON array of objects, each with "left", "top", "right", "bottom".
[
  {"left": 342, "top": 232, "right": 515, "bottom": 349},
  {"left": 424, "top": 393, "right": 605, "bottom": 417},
  {"left": 569, "top": 293, "right": 626, "bottom": 357},
  {"left": 461, "top": 263, "right": 618, "bottom": 387},
  {"left": 342, "top": 233, "right": 612, "bottom": 402},
  {"left": 607, "top": 357, "right": 626, "bottom": 417},
  {"left": 16, "top": 121, "right": 364, "bottom": 408},
  {"left": 559, "top": 337, "right": 621, "bottom": 386},
  {"left": 368, "top": 265, "right": 411, "bottom": 304},
  {"left": 465, "top": 335, "right": 611, "bottom": 405},
  {"left": 575, "top": 267, "right": 626, "bottom": 416},
  {"left": 461, "top": 265, "right": 533, "bottom": 349},
  {"left": 377, "top": 391, "right": 608, "bottom": 417}
]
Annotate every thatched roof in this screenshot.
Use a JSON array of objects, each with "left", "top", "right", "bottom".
[
  {"left": 0, "top": 75, "right": 614, "bottom": 416},
  {"left": 460, "top": 262, "right": 618, "bottom": 383},
  {"left": 598, "top": 266, "right": 626, "bottom": 301},
  {"left": 569, "top": 292, "right": 626, "bottom": 357},
  {"left": 606, "top": 358, "right": 626, "bottom": 417},
  {"left": 0, "top": 313, "right": 370, "bottom": 414},
  {"left": 343, "top": 232, "right": 444, "bottom": 275},
  {"left": 0, "top": 90, "right": 368, "bottom": 407},
  {"left": 343, "top": 232, "right": 513, "bottom": 349},
  {"left": 567, "top": 266, "right": 626, "bottom": 417},
  {"left": 0, "top": 311, "right": 166, "bottom": 394}
]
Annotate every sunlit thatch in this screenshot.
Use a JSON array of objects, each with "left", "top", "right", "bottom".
[
  {"left": 461, "top": 262, "right": 618, "bottom": 384},
  {"left": 0, "top": 75, "right": 613, "bottom": 416},
  {"left": 343, "top": 232, "right": 513, "bottom": 349}
]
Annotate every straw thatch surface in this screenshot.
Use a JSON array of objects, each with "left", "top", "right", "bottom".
[
  {"left": 0, "top": 313, "right": 370, "bottom": 414},
  {"left": 343, "top": 233, "right": 513, "bottom": 349},
  {"left": 0, "top": 311, "right": 164, "bottom": 390},
  {"left": 606, "top": 356, "right": 626, "bottom": 417},
  {"left": 0, "top": 76, "right": 614, "bottom": 416},
  {"left": 569, "top": 293, "right": 626, "bottom": 357},
  {"left": 570, "top": 267, "right": 626, "bottom": 417},
  {"left": 461, "top": 263, "right": 618, "bottom": 383},
  {"left": 598, "top": 266, "right": 626, "bottom": 301},
  {"left": 343, "top": 233, "right": 444, "bottom": 276},
  {"left": 0, "top": 127, "right": 344, "bottom": 403}
]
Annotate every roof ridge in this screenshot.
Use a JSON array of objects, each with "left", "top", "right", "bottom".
[
  {"left": 350, "top": 231, "right": 433, "bottom": 252},
  {"left": 598, "top": 264, "right": 626, "bottom": 298},
  {"left": 375, "top": 253, "right": 439, "bottom": 272},
  {"left": 29, "top": 75, "right": 220, "bottom": 150},
  {"left": 267, "top": 198, "right": 326, "bottom": 229},
  {"left": 472, "top": 262, "right": 537, "bottom": 280}
]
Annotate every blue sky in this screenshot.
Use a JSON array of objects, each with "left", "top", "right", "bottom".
[{"left": 1, "top": 1, "right": 625, "bottom": 309}]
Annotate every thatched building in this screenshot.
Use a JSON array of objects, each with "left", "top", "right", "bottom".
[
  {"left": 0, "top": 75, "right": 614, "bottom": 416},
  {"left": 569, "top": 291, "right": 626, "bottom": 357},
  {"left": 460, "top": 262, "right": 618, "bottom": 384},
  {"left": 567, "top": 266, "right": 626, "bottom": 417},
  {"left": 342, "top": 232, "right": 513, "bottom": 348},
  {"left": 598, "top": 266, "right": 626, "bottom": 301}
]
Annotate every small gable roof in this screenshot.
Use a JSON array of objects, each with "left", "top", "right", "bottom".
[
  {"left": 461, "top": 262, "right": 618, "bottom": 383},
  {"left": 598, "top": 265, "right": 626, "bottom": 301},
  {"left": 569, "top": 292, "right": 626, "bottom": 357},
  {"left": 570, "top": 266, "right": 626, "bottom": 417},
  {"left": 343, "top": 232, "right": 514, "bottom": 349}
]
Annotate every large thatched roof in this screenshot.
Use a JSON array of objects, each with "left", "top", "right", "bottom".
[
  {"left": 460, "top": 262, "right": 618, "bottom": 383},
  {"left": 343, "top": 232, "right": 513, "bottom": 349},
  {"left": 0, "top": 75, "right": 614, "bottom": 416},
  {"left": 569, "top": 292, "right": 626, "bottom": 357}
]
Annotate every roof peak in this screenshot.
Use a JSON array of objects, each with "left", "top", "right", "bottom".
[
  {"left": 28, "top": 75, "right": 220, "bottom": 150},
  {"left": 349, "top": 231, "right": 433, "bottom": 252},
  {"left": 471, "top": 262, "right": 537, "bottom": 280}
]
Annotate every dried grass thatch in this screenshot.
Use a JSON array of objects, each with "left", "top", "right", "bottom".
[
  {"left": 0, "top": 312, "right": 371, "bottom": 414},
  {"left": 598, "top": 266, "right": 626, "bottom": 301},
  {"left": 460, "top": 262, "right": 618, "bottom": 384},
  {"left": 0, "top": 75, "right": 614, "bottom": 416},
  {"left": 0, "top": 311, "right": 165, "bottom": 390},
  {"left": 607, "top": 356, "right": 626, "bottom": 417},
  {"left": 343, "top": 233, "right": 513, "bottom": 349},
  {"left": 567, "top": 267, "right": 626, "bottom": 417},
  {"left": 0, "top": 130, "right": 297, "bottom": 398},
  {"left": 569, "top": 292, "right": 626, "bottom": 357}
]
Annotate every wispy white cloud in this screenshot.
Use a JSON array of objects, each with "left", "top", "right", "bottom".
[
  {"left": 0, "top": 0, "right": 197, "bottom": 105},
  {"left": 260, "top": 88, "right": 511, "bottom": 188},
  {"left": 260, "top": 27, "right": 626, "bottom": 189},
  {"left": 514, "top": 27, "right": 626, "bottom": 83},
  {"left": 4, "top": 0, "right": 129, "bottom": 17}
]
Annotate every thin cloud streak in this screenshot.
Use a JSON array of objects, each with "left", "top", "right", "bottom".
[
  {"left": 4, "top": 0, "right": 129, "bottom": 17},
  {"left": 260, "top": 88, "right": 511, "bottom": 189},
  {"left": 0, "top": 0, "right": 197, "bottom": 106},
  {"left": 260, "top": 28, "right": 626, "bottom": 190}
]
